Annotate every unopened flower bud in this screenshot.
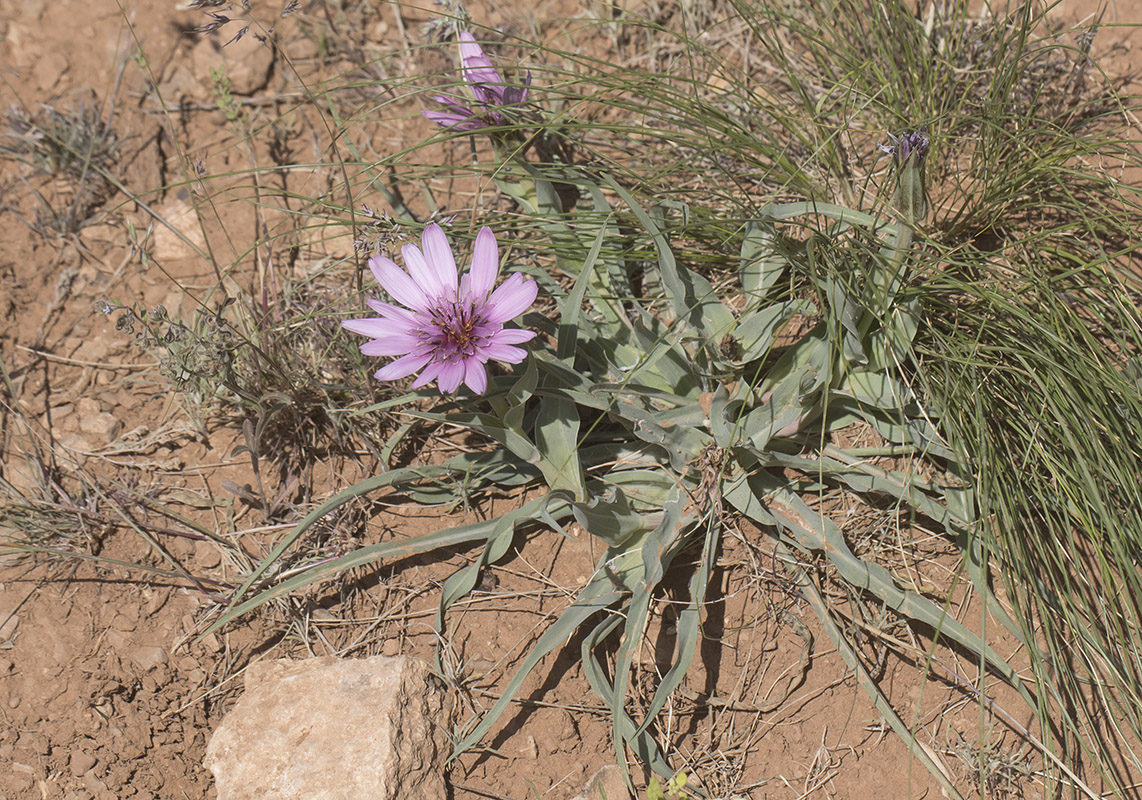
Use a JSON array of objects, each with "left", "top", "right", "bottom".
[{"left": 878, "top": 128, "right": 930, "bottom": 225}]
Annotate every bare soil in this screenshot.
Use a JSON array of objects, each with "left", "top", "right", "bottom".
[{"left": 1, "top": 1, "right": 1138, "bottom": 799}]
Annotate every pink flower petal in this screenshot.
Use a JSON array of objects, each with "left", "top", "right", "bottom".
[
  {"left": 490, "top": 328, "right": 537, "bottom": 345},
  {"left": 483, "top": 273, "right": 538, "bottom": 323},
  {"left": 360, "top": 333, "right": 421, "bottom": 357},
  {"left": 436, "top": 360, "right": 466, "bottom": 393},
  {"left": 365, "top": 299, "right": 422, "bottom": 325},
  {"left": 342, "top": 317, "right": 412, "bottom": 340},
  {"left": 351, "top": 223, "right": 535, "bottom": 395},
  {"left": 369, "top": 254, "right": 431, "bottom": 312},
  {"left": 375, "top": 352, "right": 433, "bottom": 381},
  {"left": 480, "top": 343, "right": 529, "bottom": 363},
  {"left": 402, "top": 242, "right": 447, "bottom": 301},
  {"left": 459, "top": 32, "right": 503, "bottom": 89},
  {"left": 420, "top": 224, "right": 459, "bottom": 296},
  {"left": 502, "top": 72, "right": 531, "bottom": 105},
  {"left": 411, "top": 360, "right": 443, "bottom": 390},
  {"left": 466, "top": 226, "right": 500, "bottom": 300},
  {"left": 463, "top": 360, "right": 488, "bottom": 393},
  {"left": 423, "top": 108, "right": 485, "bottom": 131}
]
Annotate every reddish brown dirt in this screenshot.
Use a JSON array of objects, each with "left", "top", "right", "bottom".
[{"left": 1, "top": 0, "right": 1137, "bottom": 799}]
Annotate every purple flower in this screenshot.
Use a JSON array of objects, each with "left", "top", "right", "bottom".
[
  {"left": 343, "top": 224, "right": 538, "bottom": 394},
  {"left": 878, "top": 127, "right": 931, "bottom": 223},
  {"left": 877, "top": 128, "right": 930, "bottom": 166},
  {"left": 423, "top": 32, "right": 531, "bottom": 131}
]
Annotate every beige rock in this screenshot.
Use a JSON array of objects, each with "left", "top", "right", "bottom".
[
  {"left": 121, "top": 120, "right": 166, "bottom": 203},
  {"left": 70, "top": 749, "right": 97, "bottom": 777},
  {"left": 79, "top": 411, "right": 122, "bottom": 442},
  {"left": 52, "top": 403, "right": 75, "bottom": 425},
  {"left": 569, "top": 766, "right": 630, "bottom": 800},
  {"left": 205, "top": 655, "right": 452, "bottom": 800},
  {"left": 159, "top": 63, "right": 205, "bottom": 104},
  {"left": 76, "top": 397, "right": 101, "bottom": 417},
  {"left": 76, "top": 337, "right": 114, "bottom": 363},
  {"left": 79, "top": 223, "right": 122, "bottom": 246},
  {"left": 5, "top": 22, "right": 37, "bottom": 67},
  {"left": 365, "top": 20, "right": 390, "bottom": 43},
  {"left": 127, "top": 644, "right": 167, "bottom": 673},
  {"left": 2, "top": 456, "right": 42, "bottom": 496},
  {"left": 281, "top": 35, "right": 317, "bottom": 62},
  {"left": 150, "top": 197, "right": 208, "bottom": 262},
  {"left": 517, "top": 735, "right": 538, "bottom": 760},
  {"left": 57, "top": 432, "right": 95, "bottom": 454},
  {"left": 193, "top": 538, "right": 221, "bottom": 568}
]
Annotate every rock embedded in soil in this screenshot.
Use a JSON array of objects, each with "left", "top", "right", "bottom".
[
  {"left": 205, "top": 655, "right": 452, "bottom": 800},
  {"left": 126, "top": 644, "right": 168, "bottom": 673},
  {"left": 0, "top": 612, "right": 19, "bottom": 641},
  {"left": 34, "top": 50, "right": 69, "bottom": 91},
  {"left": 70, "top": 749, "right": 97, "bottom": 776},
  {"left": 193, "top": 538, "right": 222, "bottom": 568},
  {"left": 74, "top": 397, "right": 122, "bottom": 442},
  {"left": 569, "top": 766, "right": 630, "bottom": 800},
  {"left": 150, "top": 197, "right": 210, "bottom": 262}
]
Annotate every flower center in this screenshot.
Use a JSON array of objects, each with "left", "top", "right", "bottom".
[{"left": 432, "top": 302, "right": 482, "bottom": 355}]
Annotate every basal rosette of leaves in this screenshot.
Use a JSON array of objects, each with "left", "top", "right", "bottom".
[{"left": 201, "top": 130, "right": 1040, "bottom": 798}]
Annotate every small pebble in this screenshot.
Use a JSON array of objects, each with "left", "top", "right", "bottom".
[{"left": 193, "top": 538, "right": 221, "bottom": 568}]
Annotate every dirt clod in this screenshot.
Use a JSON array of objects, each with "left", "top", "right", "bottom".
[{"left": 70, "top": 749, "right": 98, "bottom": 776}]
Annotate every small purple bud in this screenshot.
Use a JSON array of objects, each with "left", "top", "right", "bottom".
[
  {"left": 879, "top": 126, "right": 930, "bottom": 224},
  {"left": 878, "top": 128, "right": 930, "bottom": 166}
]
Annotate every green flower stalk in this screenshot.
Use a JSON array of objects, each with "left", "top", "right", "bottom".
[{"left": 869, "top": 128, "right": 931, "bottom": 316}]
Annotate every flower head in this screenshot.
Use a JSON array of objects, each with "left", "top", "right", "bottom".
[
  {"left": 878, "top": 127, "right": 930, "bottom": 224},
  {"left": 423, "top": 32, "right": 531, "bottom": 132},
  {"left": 877, "top": 128, "right": 930, "bottom": 166},
  {"left": 343, "top": 224, "right": 538, "bottom": 394}
]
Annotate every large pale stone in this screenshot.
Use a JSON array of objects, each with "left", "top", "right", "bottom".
[{"left": 205, "top": 655, "right": 451, "bottom": 800}]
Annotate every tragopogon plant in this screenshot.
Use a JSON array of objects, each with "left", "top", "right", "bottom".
[{"left": 205, "top": 33, "right": 1032, "bottom": 800}]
